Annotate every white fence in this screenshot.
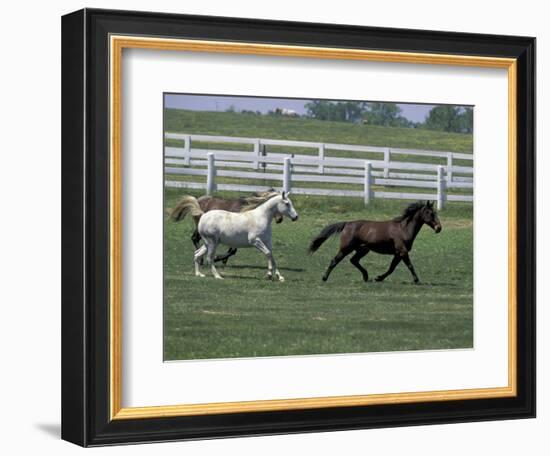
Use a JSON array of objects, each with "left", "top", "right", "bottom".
[{"left": 164, "top": 133, "right": 474, "bottom": 209}]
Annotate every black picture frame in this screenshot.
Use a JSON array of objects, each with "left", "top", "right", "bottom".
[{"left": 62, "top": 8, "right": 536, "bottom": 447}]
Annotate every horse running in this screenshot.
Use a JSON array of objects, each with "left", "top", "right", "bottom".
[
  {"left": 309, "top": 200, "right": 442, "bottom": 283},
  {"left": 169, "top": 191, "right": 282, "bottom": 264},
  {"left": 174, "top": 192, "right": 298, "bottom": 281}
]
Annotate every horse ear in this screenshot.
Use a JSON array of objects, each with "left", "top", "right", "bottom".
[
  {"left": 282, "top": 191, "right": 286, "bottom": 199},
  {"left": 427, "top": 200, "right": 433, "bottom": 208}
]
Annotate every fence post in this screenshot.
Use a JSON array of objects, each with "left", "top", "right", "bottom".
[
  {"left": 261, "top": 143, "right": 267, "bottom": 172},
  {"left": 446, "top": 153, "right": 453, "bottom": 183},
  {"left": 183, "top": 134, "right": 191, "bottom": 165},
  {"left": 364, "top": 161, "right": 372, "bottom": 206},
  {"left": 437, "top": 165, "right": 445, "bottom": 210},
  {"left": 383, "top": 147, "right": 390, "bottom": 178},
  {"left": 318, "top": 144, "right": 325, "bottom": 174},
  {"left": 206, "top": 153, "right": 216, "bottom": 195},
  {"left": 253, "top": 139, "right": 261, "bottom": 170},
  {"left": 283, "top": 157, "right": 292, "bottom": 193}
]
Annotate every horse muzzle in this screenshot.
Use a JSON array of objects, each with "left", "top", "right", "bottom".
[
  {"left": 291, "top": 215, "right": 299, "bottom": 222},
  {"left": 434, "top": 224, "right": 442, "bottom": 233}
]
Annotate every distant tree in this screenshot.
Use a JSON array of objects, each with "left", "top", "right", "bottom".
[
  {"left": 362, "top": 102, "right": 411, "bottom": 127},
  {"left": 457, "top": 107, "right": 473, "bottom": 133},
  {"left": 304, "top": 100, "right": 334, "bottom": 121},
  {"left": 305, "top": 101, "right": 367, "bottom": 122},
  {"left": 423, "top": 106, "right": 473, "bottom": 133},
  {"left": 424, "top": 106, "right": 460, "bottom": 132},
  {"left": 304, "top": 100, "right": 421, "bottom": 128},
  {"left": 339, "top": 101, "right": 367, "bottom": 122},
  {"left": 225, "top": 105, "right": 236, "bottom": 113}
]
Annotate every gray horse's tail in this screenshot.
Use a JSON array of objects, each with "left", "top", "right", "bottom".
[
  {"left": 168, "top": 195, "right": 204, "bottom": 222},
  {"left": 308, "top": 222, "right": 346, "bottom": 253}
]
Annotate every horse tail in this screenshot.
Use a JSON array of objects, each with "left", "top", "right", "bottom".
[
  {"left": 308, "top": 222, "right": 346, "bottom": 253},
  {"left": 168, "top": 195, "right": 204, "bottom": 222}
]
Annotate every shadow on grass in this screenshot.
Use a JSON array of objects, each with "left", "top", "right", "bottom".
[
  {"left": 216, "top": 274, "right": 265, "bottom": 281},
  {"left": 372, "top": 280, "right": 460, "bottom": 287},
  {"left": 223, "top": 264, "right": 305, "bottom": 272},
  {"left": 216, "top": 274, "right": 296, "bottom": 282}
]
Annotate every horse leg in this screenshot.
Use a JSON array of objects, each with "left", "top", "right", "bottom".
[
  {"left": 193, "top": 245, "right": 207, "bottom": 277},
  {"left": 375, "top": 255, "right": 401, "bottom": 282},
  {"left": 402, "top": 253, "right": 420, "bottom": 283},
  {"left": 191, "top": 230, "right": 205, "bottom": 266},
  {"left": 206, "top": 240, "right": 223, "bottom": 280},
  {"left": 191, "top": 219, "right": 204, "bottom": 266},
  {"left": 322, "top": 247, "right": 352, "bottom": 282},
  {"left": 223, "top": 248, "right": 237, "bottom": 265},
  {"left": 270, "top": 253, "right": 284, "bottom": 282},
  {"left": 254, "top": 239, "right": 283, "bottom": 282},
  {"left": 350, "top": 247, "right": 370, "bottom": 282},
  {"left": 214, "top": 247, "right": 237, "bottom": 264},
  {"left": 191, "top": 228, "right": 201, "bottom": 250}
]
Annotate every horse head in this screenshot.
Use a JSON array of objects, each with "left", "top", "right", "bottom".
[
  {"left": 275, "top": 191, "right": 299, "bottom": 222},
  {"left": 421, "top": 200, "right": 442, "bottom": 233}
]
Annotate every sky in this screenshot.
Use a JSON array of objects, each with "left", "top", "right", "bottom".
[{"left": 164, "top": 94, "right": 453, "bottom": 123}]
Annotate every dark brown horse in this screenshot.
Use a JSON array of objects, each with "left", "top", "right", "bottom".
[
  {"left": 308, "top": 201, "right": 442, "bottom": 283},
  {"left": 169, "top": 191, "right": 282, "bottom": 264}
]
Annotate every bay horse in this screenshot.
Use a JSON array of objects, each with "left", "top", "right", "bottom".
[
  {"left": 169, "top": 191, "right": 282, "bottom": 264},
  {"left": 174, "top": 192, "right": 298, "bottom": 281},
  {"left": 308, "top": 200, "right": 442, "bottom": 284}
]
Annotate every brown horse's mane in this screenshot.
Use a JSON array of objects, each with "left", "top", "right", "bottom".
[
  {"left": 239, "top": 192, "right": 279, "bottom": 212},
  {"left": 392, "top": 201, "right": 426, "bottom": 222},
  {"left": 196, "top": 191, "right": 277, "bottom": 211}
]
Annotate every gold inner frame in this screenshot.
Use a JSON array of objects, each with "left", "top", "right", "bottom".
[{"left": 109, "top": 35, "right": 518, "bottom": 420}]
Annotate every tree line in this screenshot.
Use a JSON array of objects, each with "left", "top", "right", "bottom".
[{"left": 301, "top": 101, "right": 473, "bottom": 133}]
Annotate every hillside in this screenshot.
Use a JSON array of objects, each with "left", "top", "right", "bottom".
[{"left": 164, "top": 108, "right": 473, "bottom": 153}]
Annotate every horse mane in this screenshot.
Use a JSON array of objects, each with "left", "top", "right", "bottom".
[
  {"left": 239, "top": 192, "right": 280, "bottom": 212},
  {"left": 392, "top": 201, "right": 426, "bottom": 222}
]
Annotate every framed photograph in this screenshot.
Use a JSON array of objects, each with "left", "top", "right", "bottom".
[{"left": 61, "top": 8, "right": 535, "bottom": 447}]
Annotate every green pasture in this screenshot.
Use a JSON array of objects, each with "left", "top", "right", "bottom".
[
  {"left": 165, "top": 109, "right": 473, "bottom": 154},
  {"left": 163, "top": 189, "right": 473, "bottom": 360},
  {"left": 163, "top": 108, "right": 473, "bottom": 360}
]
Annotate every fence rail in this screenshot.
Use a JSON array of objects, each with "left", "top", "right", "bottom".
[{"left": 164, "top": 133, "right": 474, "bottom": 209}]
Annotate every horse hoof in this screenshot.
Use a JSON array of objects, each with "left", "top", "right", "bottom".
[
  {"left": 196, "top": 273, "right": 205, "bottom": 278},
  {"left": 374, "top": 276, "right": 384, "bottom": 282},
  {"left": 278, "top": 276, "right": 285, "bottom": 282},
  {"left": 214, "top": 276, "right": 224, "bottom": 280},
  {"left": 322, "top": 276, "right": 328, "bottom": 282}
]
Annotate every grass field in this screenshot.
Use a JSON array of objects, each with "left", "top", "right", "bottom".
[
  {"left": 164, "top": 188, "right": 473, "bottom": 361},
  {"left": 163, "top": 107, "right": 474, "bottom": 360}
]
